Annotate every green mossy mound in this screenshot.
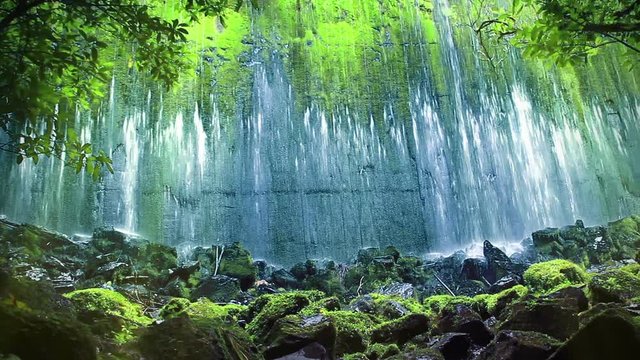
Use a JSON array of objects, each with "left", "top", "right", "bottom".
[
  {"left": 137, "top": 315, "right": 260, "bottom": 360},
  {"left": 524, "top": 260, "right": 588, "bottom": 294},
  {"left": 588, "top": 268, "right": 640, "bottom": 304},
  {"left": 0, "top": 303, "right": 97, "bottom": 360},
  {"left": 606, "top": 215, "right": 640, "bottom": 260},
  {"left": 64, "top": 288, "right": 152, "bottom": 344},
  {"left": 246, "top": 290, "right": 326, "bottom": 341},
  {"left": 323, "top": 310, "right": 377, "bottom": 355}
]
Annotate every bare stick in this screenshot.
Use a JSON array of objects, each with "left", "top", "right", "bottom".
[{"left": 434, "top": 273, "right": 456, "bottom": 296}]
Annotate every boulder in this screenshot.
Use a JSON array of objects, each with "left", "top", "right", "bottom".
[
  {"left": 378, "top": 282, "right": 415, "bottom": 299},
  {"left": 605, "top": 215, "right": 640, "bottom": 260},
  {"left": 0, "top": 303, "right": 97, "bottom": 360},
  {"left": 588, "top": 268, "right": 640, "bottom": 304},
  {"left": 371, "top": 314, "right": 429, "bottom": 345},
  {"left": 190, "top": 274, "right": 241, "bottom": 303},
  {"left": 137, "top": 315, "right": 260, "bottom": 360},
  {"left": 262, "top": 314, "right": 336, "bottom": 360},
  {"left": 323, "top": 310, "right": 374, "bottom": 355},
  {"left": 523, "top": 259, "right": 588, "bottom": 294},
  {"left": 498, "top": 299, "right": 578, "bottom": 341},
  {"left": 436, "top": 304, "right": 493, "bottom": 346},
  {"left": 475, "top": 330, "right": 561, "bottom": 360},
  {"left": 387, "top": 347, "right": 444, "bottom": 360},
  {"left": 246, "top": 291, "right": 325, "bottom": 342},
  {"left": 461, "top": 258, "right": 488, "bottom": 282},
  {"left": 483, "top": 241, "right": 514, "bottom": 283},
  {"left": 430, "top": 333, "right": 471, "bottom": 360},
  {"left": 488, "top": 274, "right": 520, "bottom": 294},
  {"left": 273, "top": 342, "right": 331, "bottom": 360},
  {"left": 543, "top": 286, "right": 588, "bottom": 312},
  {"left": 547, "top": 313, "right": 640, "bottom": 360},
  {"left": 272, "top": 269, "right": 300, "bottom": 289}
]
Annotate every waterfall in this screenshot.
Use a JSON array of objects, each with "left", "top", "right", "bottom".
[{"left": 1, "top": 0, "right": 639, "bottom": 265}]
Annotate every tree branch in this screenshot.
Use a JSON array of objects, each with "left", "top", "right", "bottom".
[{"left": 0, "top": 0, "right": 49, "bottom": 34}]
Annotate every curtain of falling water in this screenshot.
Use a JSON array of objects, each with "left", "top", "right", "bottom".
[{"left": 0, "top": 0, "right": 639, "bottom": 265}]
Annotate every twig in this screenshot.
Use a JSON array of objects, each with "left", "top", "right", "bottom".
[
  {"left": 356, "top": 276, "right": 365, "bottom": 296},
  {"left": 434, "top": 273, "right": 456, "bottom": 296}
]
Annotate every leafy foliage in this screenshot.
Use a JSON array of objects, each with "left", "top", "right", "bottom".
[
  {"left": 0, "top": 0, "right": 251, "bottom": 178},
  {"left": 453, "top": 0, "right": 640, "bottom": 68}
]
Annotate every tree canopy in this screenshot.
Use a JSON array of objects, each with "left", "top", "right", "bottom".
[
  {"left": 0, "top": 0, "right": 252, "bottom": 179},
  {"left": 454, "top": 0, "right": 640, "bottom": 68}
]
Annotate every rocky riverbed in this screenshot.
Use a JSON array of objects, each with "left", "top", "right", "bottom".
[{"left": 1, "top": 215, "right": 640, "bottom": 360}]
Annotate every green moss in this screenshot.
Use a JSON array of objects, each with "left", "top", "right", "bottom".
[
  {"left": 246, "top": 290, "right": 326, "bottom": 340},
  {"left": 366, "top": 342, "right": 401, "bottom": 359},
  {"left": 423, "top": 295, "right": 475, "bottom": 317},
  {"left": 588, "top": 268, "right": 640, "bottom": 304},
  {"left": 159, "top": 297, "right": 192, "bottom": 319},
  {"left": 367, "top": 293, "right": 426, "bottom": 320},
  {"left": 474, "top": 285, "right": 529, "bottom": 315},
  {"left": 524, "top": 260, "right": 589, "bottom": 294},
  {"left": 65, "top": 288, "right": 152, "bottom": 343}
]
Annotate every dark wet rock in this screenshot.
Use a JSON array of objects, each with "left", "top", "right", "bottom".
[
  {"left": 423, "top": 251, "right": 466, "bottom": 296},
  {"left": 475, "top": 330, "right": 561, "bottom": 360},
  {"left": 371, "top": 313, "right": 429, "bottom": 345},
  {"left": 588, "top": 268, "right": 640, "bottom": 304},
  {"left": 190, "top": 274, "right": 241, "bottom": 302},
  {"left": 577, "top": 302, "right": 640, "bottom": 328},
  {"left": 0, "top": 303, "right": 97, "bottom": 360},
  {"left": 488, "top": 274, "right": 521, "bottom": 294},
  {"left": 138, "top": 315, "right": 260, "bottom": 360},
  {"left": 454, "top": 280, "right": 487, "bottom": 297},
  {"left": 357, "top": 246, "right": 401, "bottom": 266},
  {"left": 543, "top": 286, "right": 588, "bottom": 312},
  {"left": 255, "top": 260, "right": 274, "bottom": 280},
  {"left": 498, "top": 298, "right": 578, "bottom": 340},
  {"left": 272, "top": 269, "right": 300, "bottom": 289},
  {"left": 431, "top": 333, "right": 471, "bottom": 360},
  {"left": 388, "top": 347, "right": 444, "bottom": 360},
  {"left": 349, "top": 295, "right": 375, "bottom": 314},
  {"left": 547, "top": 313, "right": 640, "bottom": 360},
  {"left": 483, "top": 241, "right": 514, "bottom": 283},
  {"left": 273, "top": 342, "right": 330, "bottom": 360},
  {"left": 378, "top": 282, "right": 415, "bottom": 299},
  {"left": 262, "top": 314, "right": 336, "bottom": 360},
  {"left": 302, "top": 268, "right": 345, "bottom": 297},
  {"left": 461, "top": 257, "right": 488, "bottom": 282},
  {"left": 436, "top": 304, "right": 493, "bottom": 346}
]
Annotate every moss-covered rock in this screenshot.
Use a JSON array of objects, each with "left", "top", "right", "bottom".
[
  {"left": 366, "top": 343, "right": 401, "bottom": 360},
  {"left": 588, "top": 268, "right": 640, "bottom": 304},
  {"left": 371, "top": 314, "right": 429, "bottom": 345},
  {"left": 190, "top": 274, "right": 241, "bottom": 302},
  {"left": 475, "top": 330, "right": 561, "bottom": 360},
  {"left": 324, "top": 310, "right": 377, "bottom": 355},
  {"left": 261, "top": 314, "right": 337, "bottom": 359},
  {"left": 246, "top": 290, "right": 325, "bottom": 341},
  {"left": 0, "top": 303, "right": 97, "bottom": 360},
  {"left": 523, "top": 260, "right": 588, "bottom": 294},
  {"left": 387, "top": 346, "right": 444, "bottom": 360},
  {"left": 498, "top": 298, "right": 579, "bottom": 341},
  {"left": 218, "top": 242, "right": 257, "bottom": 290},
  {"left": 64, "top": 288, "right": 152, "bottom": 344},
  {"left": 606, "top": 215, "right": 640, "bottom": 260},
  {"left": 473, "top": 285, "right": 529, "bottom": 319},
  {"left": 137, "top": 315, "right": 261, "bottom": 360}
]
